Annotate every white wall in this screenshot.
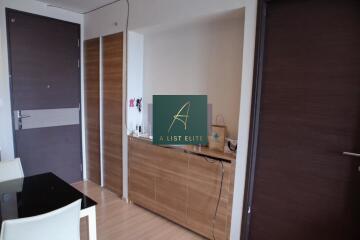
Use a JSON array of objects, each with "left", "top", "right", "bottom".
[
  {"left": 141, "top": 10, "right": 244, "bottom": 139},
  {"left": 230, "top": 0, "right": 258, "bottom": 239},
  {"left": 127, "top": 31, "right": 144, "bottom": 132},
  {"left": 84, "top": 0, "right": 127, "bottom": 40},
  {"left": 84, "top": 0, "right": 245, "bottom": 39},
  {"left": 0, "top": 0, "right": 84, "bottom": 162}
]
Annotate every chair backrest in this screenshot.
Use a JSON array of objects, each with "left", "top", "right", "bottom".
[
  {"left": 0, "top": 158, "right": 24, "bottom": 182},
  {"left": 0, "top": 199, "right": 81, "bottom": 240}
]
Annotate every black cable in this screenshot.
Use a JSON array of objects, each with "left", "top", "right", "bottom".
[
  {"left": 204, "top": 157, "right": 225, "bottom": 240},
  {"left": 82, "top": 0, "right": 122, "bottom": 14}
]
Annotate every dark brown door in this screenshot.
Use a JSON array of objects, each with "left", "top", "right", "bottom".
[
  {"left": 6, "top": 9, "right": 82, "bottom": 183},
  {"left": 244, "top": 1, "right": 360, "bottom": 240},
  {"left": 103, "top": 32, "right": 123, "bottom": 196}
]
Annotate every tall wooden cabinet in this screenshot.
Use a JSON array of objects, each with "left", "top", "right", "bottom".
[
  {"left": 103, "top": 33, "right": 123, "bottom": 197},
  {"left": 84, "top": 33, "right": 123, "bottom": 196},
  {"left": 84, "top": 38, "right": 101, "bottom": 185}
]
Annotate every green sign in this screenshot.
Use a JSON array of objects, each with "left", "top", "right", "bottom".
[{"left": 153, "top": 95, "right": 208, "bottom": 145}]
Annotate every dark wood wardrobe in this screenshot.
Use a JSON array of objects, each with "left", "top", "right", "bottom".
[
  {"left": 242, "top": 1, "right": 360, "bottom": 240},
  {"left": 84, "top": 33, "right": 123, "bottom": 197}
]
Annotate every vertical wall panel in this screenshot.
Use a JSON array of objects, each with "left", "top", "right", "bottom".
[
  {"left": 85, "top": 38, "right": 101, "bottom": 185},
  {"left": 103, "top": 32, "right": 123, "bottom": 196}
]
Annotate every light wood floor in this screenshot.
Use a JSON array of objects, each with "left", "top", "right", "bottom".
[{"left": 73, "top": 181, "right": 205, "bottom": 240}]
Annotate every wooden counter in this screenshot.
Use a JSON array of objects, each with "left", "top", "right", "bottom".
[{"left": 128, "top": 136, "right": 236, "bottom": 240}]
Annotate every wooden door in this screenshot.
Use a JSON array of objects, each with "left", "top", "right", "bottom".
[
  {"left": 103, "top": 33, "right": 123, "bottom": 196},
  {"left": 84, "top": 38, "right": 101, "bottom": 185},
  {"left": 6, "top": 9, "right": 82, "bottom": 183},
  {"left": 244, "top": 1, "right": 360, "bottom": 240}
]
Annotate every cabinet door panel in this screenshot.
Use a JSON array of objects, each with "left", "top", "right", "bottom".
[
  {"left": 156, "top": 176, "right": 187, "bottom": 223},
  {"left": 129, "top": 168, "right": 155, "bottom": 200},
  {"left": 187, "top": 154, "right": 230, "bottom": 239},
  {"left": 103, "top": 32, "right": 123, "bottom": 196},
  {"left": 85, "top": 38, "right": 100, "bottom": 185}
]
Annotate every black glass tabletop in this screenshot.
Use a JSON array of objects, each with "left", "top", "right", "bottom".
[{"left": 0, "top": 172, "right": 96, "bottom": 226}]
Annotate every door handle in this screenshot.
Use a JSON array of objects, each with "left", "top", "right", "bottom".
[
  {"left": 16, "top": 110, "right": 31, "bottom": 130},
  {"left": 17, "top": 110, "right": 30, "bottom": 119},
  {"left": 343, "top": 152, "right": 360, "bottom": 158}
]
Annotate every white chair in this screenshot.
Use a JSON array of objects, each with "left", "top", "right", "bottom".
[
  {"left": 0, "top": 158, "right": 24, "bottom": 182},
  {"left": 0, "top": 199, "right": 81, "bottom": 240}
]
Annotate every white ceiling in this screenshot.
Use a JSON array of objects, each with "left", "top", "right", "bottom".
[{"left": 37, "top": 0, "right": 119, "bottom": 13}]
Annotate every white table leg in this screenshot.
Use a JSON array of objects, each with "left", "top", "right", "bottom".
[
  {"left": 80, "top": 206, "right": 97, "bottom": 240},
  {"left": 88, "top": 206, "right": 97, "bottom": 240}
]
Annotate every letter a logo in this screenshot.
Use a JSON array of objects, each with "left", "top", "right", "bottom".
[{"left": 168, "top": 101, "right": 191, "bottom": 132}]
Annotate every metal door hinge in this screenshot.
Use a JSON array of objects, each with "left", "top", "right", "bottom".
[
  {"left": 80, "top": 163, "right": 83, "bottom": 172},
  {"left": 248, "top": 206, "right": 251, "bottom": 214},
  {"left": 77, "top": 59, "right": 80, "bottom": 68},
  {"left": 77, "top": 39, "right": 80, "bottom": 47}
]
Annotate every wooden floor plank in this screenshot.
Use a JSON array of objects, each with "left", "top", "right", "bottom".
[{"left": 73, "top": 181, "right": 205, "bottom": 240}]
